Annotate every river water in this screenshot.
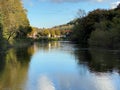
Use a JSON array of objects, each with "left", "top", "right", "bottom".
[{"left": 0, "top": 41, "right": 120, "bottom": 90}]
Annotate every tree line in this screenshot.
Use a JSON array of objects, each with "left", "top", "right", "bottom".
[
  {"left": 70, "top": 4, "right": 120, "bottom": 49},
  {"left": 27, "top": 27, "right": 71, "bottom": 40}
]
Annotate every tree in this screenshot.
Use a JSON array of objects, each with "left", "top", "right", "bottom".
[
  {"left": 76, "top": 9, "right": 86, "bottom": 18},
  {"left": 43, "top": 30, "right": 50, "bottom": 36},
  {"left": 115, "top": 3, "right": 120, "bottom": 10},
  {"left": 71, "top": 7, "right": 120, "bottom": 49},
  {"left": 0, "top": 0, "right": 31, "bottom": 42},
  {"left": 55, "top": 30, "right": 61, "bottom": 36}
]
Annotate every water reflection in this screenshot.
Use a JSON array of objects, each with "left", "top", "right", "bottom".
[
  {"left": 74, "top": 45, "right": 120, "bottom": 73},
  {"left": 38, "top": 75, "right": 55, "bottom": 90},
  {"left": 0, "top": 46, "right": 32, "bottom": 90},
  {"left": 0, "top": 41, "right": 120, "bottom": 90},
  {"left": 0, "top": 53, "right": 6, "bottom": 73},
  {"left": 89, "top": 49, "right": 120, "bottom": 73},
  {"left": 74, "top": 45, "right": 120, "bottom": 90},
  {"left": 34, "top": 41, "right": 61, "bottom": 51}
]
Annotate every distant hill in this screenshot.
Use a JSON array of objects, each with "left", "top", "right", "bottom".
[{"left": 51, "top": 19, "right": 78, "bottom": 30}]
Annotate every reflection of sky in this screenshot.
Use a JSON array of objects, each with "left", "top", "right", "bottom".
[
  {"left": 37, "top": 75, "right": 55, "bottom": 90},
  {"left": 92, "top": 73, "right": 116, "bottom": 90},
  {"left": 24, "top": 42, "right": 120, "bottom": 90}
]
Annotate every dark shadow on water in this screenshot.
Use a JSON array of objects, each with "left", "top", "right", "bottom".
[
  {"left": 0, "top": 53, "right": 6, "bottom": 73},
  {"left": 74, "top": 44, "right": 120, "bottom": 73}
]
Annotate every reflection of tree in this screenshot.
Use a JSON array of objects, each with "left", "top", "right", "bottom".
[
  {"left": 15, "top": 47, "right": 31, "bottom": 65},
  {"left": 89, "top": 49, "right": 120, "bottom": 73},
  {"left": 0, "top": 53, "right": 6, "bottom": 73},
  {"left": 35, "top": 41, "right": 61, "bottom": 51},
  {"left": 74, "top": 45, "right": 120, "bottom": 73},
  {"left": 0, "top": 45, "right": 32, "bottom": 89}
]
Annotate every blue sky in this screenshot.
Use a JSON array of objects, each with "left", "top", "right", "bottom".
[{"left": 23, "top": 0, "right": 120, "bottom": 28}]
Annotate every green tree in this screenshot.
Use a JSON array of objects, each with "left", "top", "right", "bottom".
[
  {"left": 0, "top": 0, "right": 31, "bottom": 42},
  {"left": 50, "top": 29, "right": 55, "bottom": 37},
  {"left": 55, "top": 29, "right": 61, "bottom": 36},
  {"left": 70, "top": 3, "right": 120, "bottom": 49},
  {"left": 43, "top": 30, "right": 50, "bottom": 36}
]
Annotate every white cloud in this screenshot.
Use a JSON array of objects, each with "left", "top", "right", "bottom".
[
  {"left": 111, "top": 1, "right": 120, "bottom": 9},
  {"left": 50, "top": 0, "right": 105, "bottom": 3},
  {"left": 23, "top": 0, "right": 105, "bottom": 4},
  {"left": 96, "top": 0, "right": 104, "bottom": 2},
  {"left": 38, "top": 75, "right": 55, "bottom": 90},
  {"left": 22, "top": 0, "right": 106, "bottom": 7}
]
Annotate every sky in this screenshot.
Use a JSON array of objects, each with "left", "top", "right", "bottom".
[{"left": 22, "top": 0, "right": 120, "bottom": 28}]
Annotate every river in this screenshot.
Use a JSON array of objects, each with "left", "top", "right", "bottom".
[{"left": 0, "top": 41, "right": 120, "bottom": 90}]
